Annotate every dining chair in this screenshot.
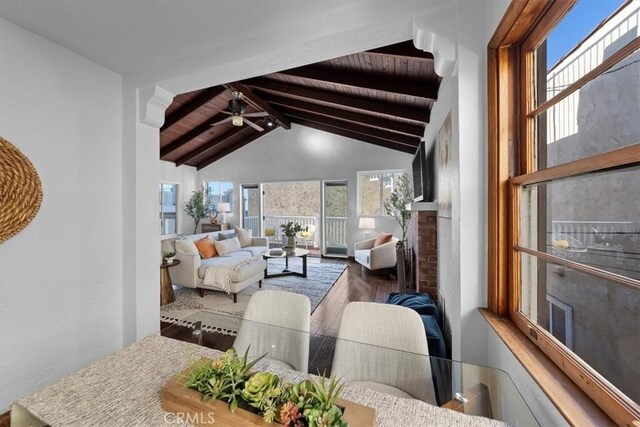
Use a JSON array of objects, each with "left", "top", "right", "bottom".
[
  {"left": 331, "top": 301, "right": 436, "bottom": 403},
  {"left": 233, "top": 290, "right": 311, "bottom": 372}
]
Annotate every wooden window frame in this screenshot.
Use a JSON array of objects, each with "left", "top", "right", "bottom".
[{"left": 488, "top": 0, "right": 640, "bottom": 424}]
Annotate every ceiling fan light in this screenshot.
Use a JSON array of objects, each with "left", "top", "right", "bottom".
[
  {"left": 232, "top": 115, "right": 243, "bottom": 126},
  {"left": 265, "top": 116, "right": 276, "bottom": 127}
]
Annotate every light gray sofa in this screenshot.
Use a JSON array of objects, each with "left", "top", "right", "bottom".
[{"left": 161, "top": 230, "right": 268, "bottom": 303}]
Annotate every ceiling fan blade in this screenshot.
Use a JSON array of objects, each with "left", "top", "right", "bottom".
[
  {"left": 243, "top": 112, "right": 269, "bottom": 118},
  {"left": 245, "top": 120, "right": 264, "bottom": 132},
  {"left": 211, "top": 117, "right": 232, "bottom": 126},
  {"left": 221, "top": 111, "right": 233, "bottom": 115}
]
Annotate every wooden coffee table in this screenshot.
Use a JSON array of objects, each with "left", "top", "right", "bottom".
[
  {"left": 160, "top": 259, "right": 181, "bottom": 305},
  {"left": 262, "top": 248, "right": 309, "bottom": 278}
]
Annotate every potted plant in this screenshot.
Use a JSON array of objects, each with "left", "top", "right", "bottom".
[
  {"left": 280, "top": 222, "right": 306, "bottom": 251},
  {"left": 383, "top": 172, "right": 413, "bottom": 247},
  {"left": 163, "top": 251, "right": 176, "bottom": 263},
  {"left": 184, "top": 186, "right": 210, "bottom": 234},
  {"left": 179, "top": 348, "right": 349, "bottom": 426}
]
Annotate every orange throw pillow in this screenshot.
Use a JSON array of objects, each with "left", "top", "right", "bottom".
[
  {"left": 373, "top": 233, "right": 393, "bottom": 248},
  {"left": 194, "top": 236, "right": 217, "bottom": 258}
]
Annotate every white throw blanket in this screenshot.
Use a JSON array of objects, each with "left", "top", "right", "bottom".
[{"left": 203, "top": 257, "right": 258, "bottom": 293}]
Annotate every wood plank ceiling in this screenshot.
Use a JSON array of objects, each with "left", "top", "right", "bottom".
[{"left": 160, "top": 40, "right": 441, "bottom": 170}]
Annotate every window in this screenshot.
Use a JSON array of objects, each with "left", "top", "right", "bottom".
[
  {"left": 159, "top": 183, "right": 178, "bottom": 235},
  {"left": 489, "top": 0, "right": 639, "bottom": 423},
  {"left": 357, "top": 170, "right": 404, "bottom": 216},
  {"left": 206, "top": 181, "right": 233, "bottom": 212}
]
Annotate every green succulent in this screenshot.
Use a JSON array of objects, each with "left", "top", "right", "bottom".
[{"left": 241, "top": 372, "right": 285, "bottom": 423}]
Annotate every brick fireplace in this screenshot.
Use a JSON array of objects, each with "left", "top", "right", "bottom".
[{"left": 408, "top": 206, "right": 438, "bottom": 297}]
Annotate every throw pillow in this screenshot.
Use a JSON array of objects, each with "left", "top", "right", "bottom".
[
  {"left": 234, "top": 226, "right": 253, "bottom": 247},
  {"left": 218, "top": 232, "right": 236, "bottom": 241},
  {"left": 373, "top": 233, "right": 393, "bottom": 247},
  {"left": 194, "top": 236, "right": 217, "bottom": 259},
  {"left": 214, "top": 236, "right": 242, "bottom": 255},
  {"left": 175, "top": 238, "right": 199, "bottom": 255}
]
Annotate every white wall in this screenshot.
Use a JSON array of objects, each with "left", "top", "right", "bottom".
[
  {"left": 159, "top": 161, "right": 198, "bottom": 236},
  {"left": 197, "top": 125, "right": 412, "bottom": 255},
  {"left": 0, "top": 18, "right": 123, "bottom": 411}
]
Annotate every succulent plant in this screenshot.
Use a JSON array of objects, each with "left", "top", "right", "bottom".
[
  {"left": 279, "top": 401, "right": 303, "bottom": 427},
  {"left": 241, "top": 372, "right": 284, "bottom": 422}
]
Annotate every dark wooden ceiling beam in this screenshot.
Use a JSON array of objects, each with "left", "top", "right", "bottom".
[
  {"left": 196, "top": 126, "right": 275, "bottom": 170},
  {"left": 278, "top": 107, "right": 419, "bottom": 147},
  {"left": 161, "top": 86, "right": 225, "bottom": 131},
  {"left": 175, "top": 124, "right": 254, "bottom": 166},
  {"left": 366, "top": 40, "right": 435, "bottom": 62},
  {"left": 290, "top": 118, "right": 416, "bottom": 154},
  {"left": 274, "top": 66, "right": 438, "bottom": 101},
  {"left": 224, "top": 83, "right": 291, "bottom": 129},
  {"left": 160, "top": 113, "right": 228, "bottom": 158},
  {"left": 244, "top": 77, "right": 429, "bottom": 123},
  {"left": 260, "top": 93, "right": 425, "bottom": 137}
]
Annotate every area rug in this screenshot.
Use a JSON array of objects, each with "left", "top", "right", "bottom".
[{"left": 160, "top": 257, "right": 347, "bottom": 335}]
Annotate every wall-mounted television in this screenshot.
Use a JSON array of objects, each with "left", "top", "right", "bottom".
[{"left": 412, "top": 141, "right": 435, "bottom": 202}]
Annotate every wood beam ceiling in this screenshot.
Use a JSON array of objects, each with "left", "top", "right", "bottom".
[
  {"left": 196, "top": 125, "right": 275, "bottom": 170},
  {"left": 160, "top": 112, "right": 228, "bottom": 158},
  {"left": 260, "top": 92, "right": 425, "bottom": 137},
  {"left": 289, "top": 118, "right": 416, "bottom": 154},
  {"left": 175, "top": 121, "right": 261, "bottom": 166},
  {"left": 244, "top": 77, "right": 430, "bottom": 123},
  {"left": 274, "top": 66, "right": 438, "bottom": 101},
  {"left": 366, "top": 41, "right": 435, "bottom": 61},
  {"left": 161, "top": 86, "right": 225, "bottom": 131},
  {"left": 279, "top": 107, "right": 420, "bottom": 147}
]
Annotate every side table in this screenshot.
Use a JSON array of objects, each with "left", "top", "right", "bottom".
[{"left": 160, "top": 259, "right": 181, "bottom": 306}]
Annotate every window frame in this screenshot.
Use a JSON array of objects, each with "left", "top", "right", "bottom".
[
  {"left": 488, "top": 0, "right": 640, "bottom": 424},
  {"left": 205, "top": 180, "right": 234, "bottom": 212},
  {"left": 356, "top": 169, "right": 405, "bottom": 217},
  {"left": 159, "top": 181, "right": 179, "bottom": 236}
]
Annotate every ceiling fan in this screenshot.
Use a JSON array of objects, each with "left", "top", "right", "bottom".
[{"left": 211, "top": 91, "right": 269, "bottom": 131}]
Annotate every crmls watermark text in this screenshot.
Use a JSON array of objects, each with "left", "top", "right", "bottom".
[{"left": 164, "top": 412, "right": 215, "bottom": 425}]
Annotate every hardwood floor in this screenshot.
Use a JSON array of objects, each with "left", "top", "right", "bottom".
[{"left": 160, "top": 258, "right": 399, "bottom": 374}]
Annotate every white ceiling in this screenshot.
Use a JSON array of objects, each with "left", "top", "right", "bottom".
[
  {"left": 0, "top": 1, "right": 361, "bottom": 75},
  {"left": 0, "top": 0, "right": 454, "bottom": 94}
]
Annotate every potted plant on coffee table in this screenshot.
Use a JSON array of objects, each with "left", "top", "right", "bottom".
[{"left": 280, "top": 222, "right": 306, "bottom": 252}]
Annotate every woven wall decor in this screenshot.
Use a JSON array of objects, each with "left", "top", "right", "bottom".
[{"left": 0, "top": 137, "right": 43, "bottom": 243}]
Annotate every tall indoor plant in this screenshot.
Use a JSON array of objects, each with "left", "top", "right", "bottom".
[
  {"left": 383, "top": 172, "right": 413, "bottom": 246},
  {"left": 184, "top": 186, "right": 210, "bottom": 234}
]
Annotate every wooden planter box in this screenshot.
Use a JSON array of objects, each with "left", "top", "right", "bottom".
[{"left": 162, "top": 358, "right": 376, "bottom": 426}]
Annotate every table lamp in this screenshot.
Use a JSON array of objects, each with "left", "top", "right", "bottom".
[
  {"left": 359, "top": 217, "right": 376, "bottom": 239},
  {"left": 219, "top": 202, "right": 231, "bottom": 225}
]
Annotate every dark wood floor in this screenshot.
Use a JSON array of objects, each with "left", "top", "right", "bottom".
[{"left": 161, "top": 258, "right": 399, "bottom": 374}]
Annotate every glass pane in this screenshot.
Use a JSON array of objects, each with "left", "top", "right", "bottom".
[
  {"left": 536, "top": 0, "right": 633, "bottom": 104},
  {"left": 359, "top": 173, "right": 382, "bottom": 215},
  {"left": 221, "top": 181, "right": 233, "bottom": 205},
  {"left": 536, "top": 47, "right": 640, "bottom": 168},
  {"left": 324, "top": 181, "right": 348, "bottom": 256},
  {"left": 160, "top": 183, "right": 177, "bottom": 235},
  {"left": 519, "top": 252, "right": 639, "bottom": 404},
  {"left": 519, "top": 165, "right": 640, "bottom": 280},
  {"left": 242, "top": 186, "right": 260, "bottom": 237},
  {"left": 207, "top": 181, "right": 220, "bottom": 211}
]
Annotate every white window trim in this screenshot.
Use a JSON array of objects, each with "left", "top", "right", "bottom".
[
  {"left": 356, "top": 169, "right": 405, "bottom": 217},
  {"left": 546, "top": 294, "right": 574, "bottom": 350},
  {"left": 159, "top": 181, "right": 179, "bottom": 236},
  {"left": 204, "top": 180, "right": 235, "bottom": 211}
]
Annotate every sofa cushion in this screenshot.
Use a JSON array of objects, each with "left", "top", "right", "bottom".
[
  {"left": 214, "top": 236, "right": 242, "bottom": 255},
  {"left": 234, "top": 226, "right": 253, "bottom": 247},
  {"left": 175, "top": 238, "right": 199, "bottom": 255},
  {"left": 218, "top": 231, "right": 236, "bottom": 241},
  {"left": 354, "top": 249, "right": 370, "bottom": 267},
  {"left": 198, "top": 257, "right": 267, "bottom": 281},
  {"left": 240, "top": 246, "right": 268, "bottom": 257},
  {"left": 386, "top": 292, "right": 439, "bottom": 317},
  {"left": 194, "top": 236, "right": 217, "bottom": 258},
  {"left": 373, "top": 233, "right": 393, "bottom": 248}
]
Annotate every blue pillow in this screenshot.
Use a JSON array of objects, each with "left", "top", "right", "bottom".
[
  {"left": 386, "top": 292, "right": 438, "bottom": 317},
  {"left": 218, "top": 232, "right": 236, "bottom": 241}
]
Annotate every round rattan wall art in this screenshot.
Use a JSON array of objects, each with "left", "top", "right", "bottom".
[{"left": 0, "top": 137, "right": 43, "bottom": 244}]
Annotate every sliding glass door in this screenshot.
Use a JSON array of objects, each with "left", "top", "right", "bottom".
[{"left": 322, "top": 180, "right": 348, "bottom": 257}]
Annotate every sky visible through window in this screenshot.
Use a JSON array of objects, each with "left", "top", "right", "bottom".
[{"left": 547, "top": 0, "right": 625, "bottom": 69}]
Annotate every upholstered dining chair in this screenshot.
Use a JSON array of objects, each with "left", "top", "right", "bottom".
[
  {"left": 331, "top": 302, "right": 436, "bottom": 403},
  {"left": 233, "top": 290, "right": 311, "bottom": 372}
]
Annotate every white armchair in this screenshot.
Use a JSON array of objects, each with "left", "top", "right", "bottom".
[{"left": 354, "top": 236, "right": 399, "bottom": 271}]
